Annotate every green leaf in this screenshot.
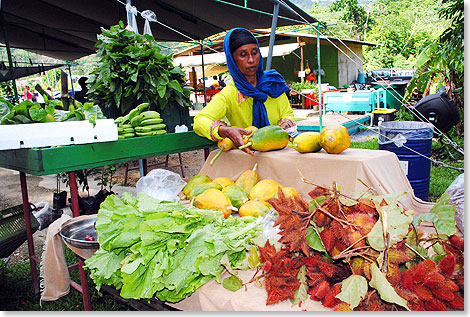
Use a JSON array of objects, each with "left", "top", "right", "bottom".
[
  {"left": 308, "top": 195, "right": 327, "bottom": 212},
  {"left": 28, "top": 107, "right": 47, "bottom": 122},
  {"left": 367, "top": 194, "right": 414, "bottom": 251},
  {"left": 305, "top": 226, "right": 326, "bottom": 253},
  {"left": 413, "top": 192, "right": 456, "bottom": 236},
  {"left": 168, "top": 79, "right": 183, "bottom": 93},
  {"left": 369, "top": 263, "right": 409, "bottom": 310},
  {"left": 222, "top": 275, "right": 243, "bottom": 292},
  {"left": 247, "top": 245, "right": 260, "bottom": 269},
  {"left": 336, "top": 275, "right": 368, "bottom": 310},
  {"left": 291, "top": 265, "right": 308, "bottom": 306}
]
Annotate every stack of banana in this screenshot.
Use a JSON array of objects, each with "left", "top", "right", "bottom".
[{"left": 115, "top": 103, "right": 167, "bottom": 139}]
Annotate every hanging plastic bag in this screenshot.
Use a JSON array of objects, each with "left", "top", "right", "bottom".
[
  {"left": 136, "top": 169, "right": 186, "bottom": 201},
  {"left": 141, "top": 10, "right": 157, "bottom": 36},
  {"left": 125, "top": 3, "right": 139, "bottom": 33},
  {"left": 32, "top": 202, "right": 63, "bottom": 230},
  {"left": 445, "top": 173, "right": 464, "bottom": 234}
]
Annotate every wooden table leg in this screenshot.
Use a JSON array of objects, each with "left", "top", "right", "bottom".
[
  {"left": 19, "top": 172, "right": 39, "bottom": 293},
  {"left": 67, "top": 171, "right": 92, "bottom": 310}
]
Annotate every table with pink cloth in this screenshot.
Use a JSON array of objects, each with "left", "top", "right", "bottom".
[{"left": 169, "top": 147, "right": 434, "bottom": 311}]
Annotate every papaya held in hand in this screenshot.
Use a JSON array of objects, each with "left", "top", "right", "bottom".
[
  {"left": 238, "top": 125, "right": 289, "bottom": 152},
  {"left": 210, "top": 137, "right": 235, "bottom": 166}
]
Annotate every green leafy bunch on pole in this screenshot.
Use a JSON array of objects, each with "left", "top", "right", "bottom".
[{"left": 87, "top": 21, "right": 191, "bottom": 118}]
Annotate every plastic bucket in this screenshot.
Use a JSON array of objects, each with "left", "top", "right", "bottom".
[{"left": 378, "top": 121, "right": 434, "bottom": 201}]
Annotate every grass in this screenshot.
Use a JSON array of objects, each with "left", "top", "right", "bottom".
[{"left": 0, "top": 248, "right": 132, "bottom": 311}]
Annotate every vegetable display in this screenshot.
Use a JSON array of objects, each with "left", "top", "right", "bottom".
[
  {"left": 85, "top": 192, "right": 262, "bottom": 302},
  {"left": 87, "top": 22, "right": 191, "bottom": 117},
  {"left": 0, "top": 96, "right": 105, "bottom": 125}
]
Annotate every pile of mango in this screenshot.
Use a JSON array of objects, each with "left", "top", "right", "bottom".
[
  {"left": 115, "top": 103, "right": 166, "bottom": 139},
  {"left": 182, "top": 163, "right": 300, "bottom": 218}
]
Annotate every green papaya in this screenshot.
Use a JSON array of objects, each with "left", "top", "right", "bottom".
[
  {"left": 190, "top": 182, "right": 223, "bottom": 199},
  {"left": 183, "top": 174, "right": 212, "bottom": 199},
  {"left": 222, "top": 184, "right": 249, "bottom": 209},
  {"left": 239, "top": 125, "right": 289, "bottom": 152}
]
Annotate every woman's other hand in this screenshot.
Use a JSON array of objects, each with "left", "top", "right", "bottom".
[{"left": 218, "top": 126, "right": 254, "bottom": 156}]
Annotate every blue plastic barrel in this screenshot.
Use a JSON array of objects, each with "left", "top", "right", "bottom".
[
  {"left": 357, "top": 73, "right": 365, "bottom": 84},
  {"left": 378, "top": 121, "right": 434, "bottom": 201}
]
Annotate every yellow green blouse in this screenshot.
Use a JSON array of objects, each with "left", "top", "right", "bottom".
[{"left": 194, "top": 82, "right": 295, "bottom": 141}]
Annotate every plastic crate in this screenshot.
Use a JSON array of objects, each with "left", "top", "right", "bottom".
[{"left": 0, "top": 204, "right": 40, "bottom": 258}]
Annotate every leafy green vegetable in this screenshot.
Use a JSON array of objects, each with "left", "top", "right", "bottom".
[
  {"left": 336, "top": 275, "right": 368, "bottom": 309},
  {"left": 85, "top": 192, "right": 262, "bottom": 302},
  {"left": 413, "top": 192, "right": 456, "bottom": 236},
  {"left": 369, "top": 263, "right": 409, "bottom": 310},
  {"left": 88, "top": 22, "right": 191, "bottom": 116}
]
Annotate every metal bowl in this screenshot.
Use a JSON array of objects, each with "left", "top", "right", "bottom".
[{"left": 60, "top": 215, "right": 99, "bottom": 249}]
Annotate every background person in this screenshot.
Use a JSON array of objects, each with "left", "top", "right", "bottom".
[
  {"left": 194, "top": 28, "right": 297, "bottom": 156},
  {"left": 74, "top": 76, "right": 89, "bottom": 103}
]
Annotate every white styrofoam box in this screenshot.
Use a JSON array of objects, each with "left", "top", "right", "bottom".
[{"left": 0, "top": 119, "right": 118, "bottom": 150}]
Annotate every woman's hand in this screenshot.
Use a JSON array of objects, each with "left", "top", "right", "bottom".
[{"left": 218, "top": 126, "right": 254, "bottom": 156}]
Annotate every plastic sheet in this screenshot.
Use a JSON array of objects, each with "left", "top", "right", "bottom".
[
  {"left": 136, "top": 169, "right": 186, "bottom": 201},
  {"left": 378, "top": 121, "right": 434, "bottom": 146},
  {"left": 33, "top": 202, "right": 63, "bottom": 230},
  {"left": 445, "top": 173, "right": 464, "bottom": 234}
]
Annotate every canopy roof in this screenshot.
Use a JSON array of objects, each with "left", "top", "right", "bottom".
[
  {"left": 0, "top": 63, "right": 65, "bottom": 82},
  {"left": 1, "top": 0, "right": 317, "bottom": 61},
  {"left": 173, "top": 42, "right": 301, "bottom": 67}
]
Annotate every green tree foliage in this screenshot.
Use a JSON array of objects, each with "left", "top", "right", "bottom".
[
  {"left": 362, "top": 0, "right": 445, "bottom": 70},
  {"left": 330, "top": 0, "right": 370, "bottom": 39},
  {"left": 405, "top": 0, "right": 463, "bottom": 109}
]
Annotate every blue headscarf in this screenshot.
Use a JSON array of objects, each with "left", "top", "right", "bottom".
[{"left": 223, "top": 28, "right": 291, "bottom": 128}]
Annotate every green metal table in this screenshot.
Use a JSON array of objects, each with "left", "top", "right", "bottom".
[{"left": 0, "top": 132, "right": 215, "bottom": 310}]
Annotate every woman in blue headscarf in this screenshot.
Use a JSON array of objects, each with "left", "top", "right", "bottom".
[{"left": 194, "top": 28, "right": 297, "bottom": 155}]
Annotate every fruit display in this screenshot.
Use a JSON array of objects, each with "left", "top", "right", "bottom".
[
  {"left": 319, "top": 125, "right": 351, "bottom": 154},
  {"left": 115, "top": 103, "right": 167, "bottom": 139},
  {"left": 182, "top": 163, "right": 292, "bottom": 219},
  {"left": 239, "top": 125, "right": 289, "bottom": 152}
]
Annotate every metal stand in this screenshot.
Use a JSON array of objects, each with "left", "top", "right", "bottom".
[{"left": 20, "top": 171, "right": 92, "bottom": 310}]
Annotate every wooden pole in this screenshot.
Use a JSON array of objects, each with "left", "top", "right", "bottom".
[
  {"left": 61, "top": 70, "right": 70, "bottom": 110},
  {"left": 299, "top": 37, "right": 304, "bottom": 83}
]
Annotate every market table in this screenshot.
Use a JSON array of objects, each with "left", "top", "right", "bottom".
[
  {"left": 0, "top": 131, "right": 215, "bottom": 310},
  {"left": 199, "top": 147, "right": 434, "bottom": 215},
  {"left": 165, "top": 147, "right": 435, "bottom": 311}
]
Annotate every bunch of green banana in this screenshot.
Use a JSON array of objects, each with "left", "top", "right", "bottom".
[
  {"left": 115, "top": 103, "right": 152, "bottom": 139},
  {"left": 132, "top": 111, "right": 167, "bottom": 136}
]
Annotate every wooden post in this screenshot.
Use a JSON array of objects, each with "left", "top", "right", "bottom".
[
  {"left": 299, "top": 37, "right": 304, "bottom": 83},
  {"left": 34, "top": 83, "right": 53, "bottom": 101},
  {"left": 61, "top": 70, "right": 69, "bottom": 110}
]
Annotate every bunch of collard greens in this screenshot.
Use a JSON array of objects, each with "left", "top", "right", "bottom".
[{"left": 85, "top": 192, "right": 262, "bottom": 302}]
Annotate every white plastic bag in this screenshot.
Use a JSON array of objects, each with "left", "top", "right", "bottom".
[
  {"left": 136, "top": 169, "right": 186, "bottom": 201},
  {"left": 175, "top": 125, "right": 188, "bottom": 133},
  {"left": 32, "top": 202, "right": 51, "bottom": 230},
  {"left": 445, "top": 173, "right": 464, "bottom": 234}
]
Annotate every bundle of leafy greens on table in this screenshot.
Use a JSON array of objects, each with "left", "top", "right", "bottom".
[
  {"left": 0, "top": 96, "right": 105, "bottom": 125},
  {"left": 85, "top": 192, "right": 262, "bottom": 302}
]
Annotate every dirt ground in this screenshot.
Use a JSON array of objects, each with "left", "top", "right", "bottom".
[{"left": 0, "top": 149, "right": 207, "bottom": 265}]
